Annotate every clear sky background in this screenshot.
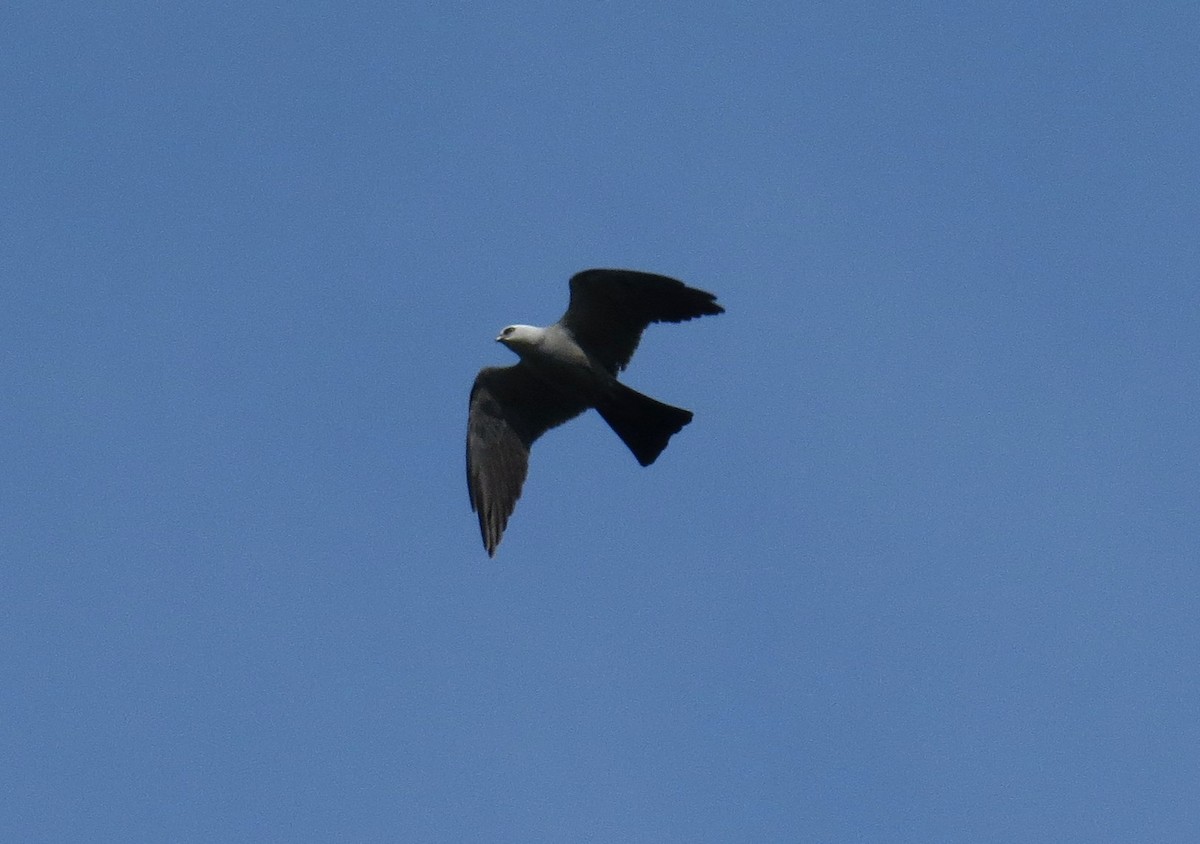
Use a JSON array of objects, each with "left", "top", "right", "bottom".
[{"left": 4, "top": 3, "right": 1198, "bottom": 841}]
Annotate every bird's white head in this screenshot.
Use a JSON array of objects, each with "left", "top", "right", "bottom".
[{"left": 496, "top": 324, "right": 544, "bottom": 353}]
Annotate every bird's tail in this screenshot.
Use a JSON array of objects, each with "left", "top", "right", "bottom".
[{"left": 595, "top": 382, "right": 693, "bottom": 467}]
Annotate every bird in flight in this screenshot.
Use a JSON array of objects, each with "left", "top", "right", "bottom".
[{"left": 466, "top": 268, "right": 724, "bottom": 556}]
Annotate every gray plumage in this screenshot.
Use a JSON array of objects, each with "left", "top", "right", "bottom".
[{"left": 466, "top": 268, "right": 724, "bottom": 556}]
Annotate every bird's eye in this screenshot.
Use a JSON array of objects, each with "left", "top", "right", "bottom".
[{"left": 501, "top": 327, "right": 513, "bottom": 336}]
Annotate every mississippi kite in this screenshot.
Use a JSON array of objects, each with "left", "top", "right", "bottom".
[{"left": 466, "top": 268, "right": 724, "bottom": 556}]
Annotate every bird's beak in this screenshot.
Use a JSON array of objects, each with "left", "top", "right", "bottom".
[{"left": 495, "top": 334, "right": 505, "bottom": 343}]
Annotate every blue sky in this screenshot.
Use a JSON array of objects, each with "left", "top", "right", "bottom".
[{"left": 4, "top": 2, "right": 1198, "bottom": 841}]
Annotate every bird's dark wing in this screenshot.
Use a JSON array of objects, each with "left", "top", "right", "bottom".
[
  {"left": 466, "top": 365, "right": 588, "bottom": 556},
  {"left": 558, "top": 269, "right": 724, "bottom": 374}
]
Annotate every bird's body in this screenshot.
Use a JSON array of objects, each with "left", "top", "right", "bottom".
[
  {"left": 499, "top": 324, "right": 608, "bottom": 401},
  {"left": 467, "top": 269, "right": 723, "bottom": 556}
]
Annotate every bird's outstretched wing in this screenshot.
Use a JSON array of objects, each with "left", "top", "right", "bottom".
[
  {"left": 559, "top": 269, "right": 724, "bottom": 374},
  {"left": 466, "top": 365, "right": 588, "bottom": 556}
]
